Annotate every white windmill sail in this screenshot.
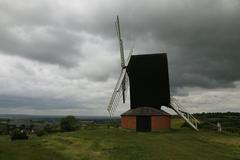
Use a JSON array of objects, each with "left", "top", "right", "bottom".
[
  {"left": 107, "top": 16, "right": 133, "bottom": 116},
  {"left": 115, "top": 16, "right": 127, "bottom": 103}
]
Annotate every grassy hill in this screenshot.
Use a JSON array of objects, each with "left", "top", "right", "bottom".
[{"left": 0, "top": 119, "right": 240, "bottom": 160}]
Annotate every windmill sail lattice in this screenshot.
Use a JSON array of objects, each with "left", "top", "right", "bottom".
[
  {"left": 107, "top": 49, "right": 132, "bottom": 116},
  {"left": 107, "top": 73, "right": 129, "bottom": 116}
]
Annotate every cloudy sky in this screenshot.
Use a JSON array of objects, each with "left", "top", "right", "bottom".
[{"left": 0, "top": 0, "right": 239, "bottom": 116}]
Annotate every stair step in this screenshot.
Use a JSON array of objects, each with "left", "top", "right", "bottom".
[{"left": 170, "top": 102, "right": 199, "bottom": 131}]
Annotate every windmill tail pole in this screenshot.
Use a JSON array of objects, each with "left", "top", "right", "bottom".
[{"left": 170, "top": 98, "right": 199, "bottom": 131}]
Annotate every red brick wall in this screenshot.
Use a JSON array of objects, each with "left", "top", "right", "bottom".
[
  {"left": 151, "top": 116, "right": 171, "bottom": 131},
  {"left": 121, "top": 116, "right": 136, "bottom": 129},
  {"left": 121, "top": 115, "right": 171, "bottom": 131}
]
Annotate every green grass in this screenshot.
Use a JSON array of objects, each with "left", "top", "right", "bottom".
[
  {"left": 0, "top": 122, "right": 240, "bottom": 160},
  {"left": 171, "top": 118, "right": 185, "bottom": 128},
  {"left": 0, "top": 135, "right": 67, "bottom": 160}
]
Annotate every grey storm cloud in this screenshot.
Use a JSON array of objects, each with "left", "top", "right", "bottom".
[
  {"left": 0, "top": 0, "right": 239, "bottom": 88},
  {"left": 0, "top": 0, "right": 239, "bottom": 114}
]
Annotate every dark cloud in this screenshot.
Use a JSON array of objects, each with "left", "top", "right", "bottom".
[
  {"left": 113, "top": 0, "right": 240, "bottom": 89},
  {"left": 0, "top": 26, "right": 83, "bottom": 66},
  {"left": 1, "top": 0, "right": 239, "bottom": 88}
]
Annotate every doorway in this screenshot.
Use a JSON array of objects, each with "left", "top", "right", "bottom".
[{"left": 136, "top": 116, "right": 151, "bottom": 132}]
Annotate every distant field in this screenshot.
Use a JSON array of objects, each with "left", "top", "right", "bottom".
[{"left": 0, "top": 119, "right": 240, "bottom": 160}]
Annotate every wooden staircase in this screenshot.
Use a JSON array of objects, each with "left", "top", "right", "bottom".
[{"left": 170, "top": 97, "right": 199, "bottom": 131}]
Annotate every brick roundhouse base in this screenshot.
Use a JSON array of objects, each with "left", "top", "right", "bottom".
[{"left": 121, "top": 107, "right": 171, "bottom": 132}]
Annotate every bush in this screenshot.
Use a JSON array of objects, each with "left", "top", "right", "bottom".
[
  {"left": 0, "top": 125, "right": 8, "bottom": 135},
  {"left": 44, "top": 124, "right": 60, "bottom": 133},
  {"left": 10, "top": 129, "right": 28, "bottom": 141},
  {"left": 60, "top": 115, "right": 79, "bottom": 132},
  {"left": 36, "top": 130, "right": 46, "bottom": 136},
  {"left": 44, "top": 124, "right": 52, "bottom": 133}
]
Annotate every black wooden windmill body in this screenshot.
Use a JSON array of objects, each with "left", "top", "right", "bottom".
[{"left": 108, "top": 16, "right": 199, "bottom": 132}]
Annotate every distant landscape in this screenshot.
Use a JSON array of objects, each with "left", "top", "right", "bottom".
[
  {"left": 0, "top": 114, "right": 116, "bottom": 121},
  {"left": 0, "top": 112, "right": 240, "bottom": 160}
]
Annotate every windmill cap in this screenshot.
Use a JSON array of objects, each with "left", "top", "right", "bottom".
[{"left": 121, "top": 107, "right": 170, "bottom": 116}]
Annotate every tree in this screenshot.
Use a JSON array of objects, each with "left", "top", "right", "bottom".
[{"left": 60, "top": 115, "right": 78, "bottom": 132}]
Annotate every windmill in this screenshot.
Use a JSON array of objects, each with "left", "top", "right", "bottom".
[{"left": 107, "top": 16, "right": 199, "bottom": 132}]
